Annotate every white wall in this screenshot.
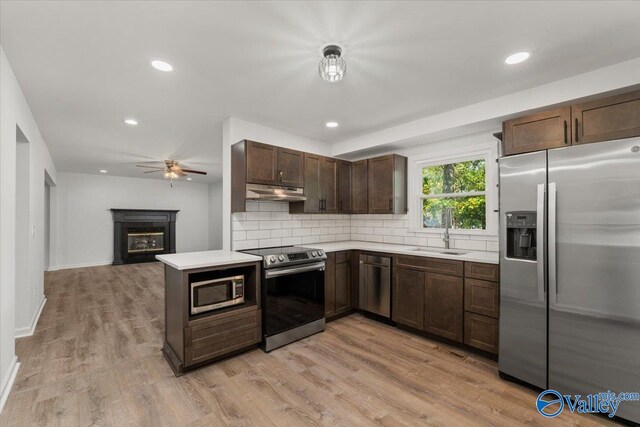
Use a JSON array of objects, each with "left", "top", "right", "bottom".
[
  {"left": 56, "top": 172, "right": 211, "bottom": 269},
  {"left": 1, "top": 47, "right": 58, "bottom": 408},
  {"left": 208, "top": 181, "right": 223, "bottom": 249}
]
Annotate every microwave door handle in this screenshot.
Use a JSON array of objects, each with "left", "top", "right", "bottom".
[{"left": 264, "top": 262, "right": 326, "bottom": 279}]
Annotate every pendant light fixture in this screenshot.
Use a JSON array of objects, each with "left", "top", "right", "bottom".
[{"left": 319, "top": 45, "right": 346, "bottom": 83}]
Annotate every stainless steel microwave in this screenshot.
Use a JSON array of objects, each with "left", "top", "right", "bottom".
[{"left": 190, "top": 275, "right": 245, "bottom": 315}]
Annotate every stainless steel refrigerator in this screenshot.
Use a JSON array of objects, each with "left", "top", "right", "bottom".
[{"left": 499, "top": 138, "right": 640, "bottom": 424}]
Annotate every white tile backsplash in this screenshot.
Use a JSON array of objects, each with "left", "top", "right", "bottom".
[{"left": 231, "top": 201, "right": 499, "bottom": 252}]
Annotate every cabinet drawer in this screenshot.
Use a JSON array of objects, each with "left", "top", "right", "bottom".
[
  {"left": 465, "top": 262, "right": 499, "bottom": 282},
  {"left": 185, "top": 308, "right": 261, "bottom": 365},
  {"left": 335, "top": 250, "right": 350, "bottom": 264},
  {"left": 464, "top": 279, "right": 499, "bottom": 318},
  {"left": 395, "top": 255, "right": 463, "bottom": 277},
  {"left": 464, "top": 313, "right": 498, "bottom": 354}
]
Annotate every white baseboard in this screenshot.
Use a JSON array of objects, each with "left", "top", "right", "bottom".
[
  {"left": 15, "top": 297, "right": 46, "bottom": 338},
  {"left": 56, "top": 261, "right": 112, "bottom": 270},
  {"left": 0, "top": 357, "right": 19, "bottom": 414}
]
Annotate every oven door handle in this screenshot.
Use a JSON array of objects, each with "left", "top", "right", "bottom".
[{"left": 264, "top": 262, "right": 326, "bottom": 278}]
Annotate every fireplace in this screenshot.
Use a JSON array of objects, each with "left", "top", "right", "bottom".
[{"left": 111, "top": 209, "right": 178, "bottom": 264}]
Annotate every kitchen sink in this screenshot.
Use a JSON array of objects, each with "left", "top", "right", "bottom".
[{"left": 409, "top": 248, "right": 469, "bottom": 256}]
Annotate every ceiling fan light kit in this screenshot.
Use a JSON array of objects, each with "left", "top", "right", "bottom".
[
  {"left": 319, "top": 45, "right": 346, "bottom": 83},
  {"left": 135, "top": 160, "right": 206, "bottom": 186}
]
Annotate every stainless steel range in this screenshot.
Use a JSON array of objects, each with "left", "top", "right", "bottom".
[{"left": 241, "top": 246, "right": 327, "bottom": 352}]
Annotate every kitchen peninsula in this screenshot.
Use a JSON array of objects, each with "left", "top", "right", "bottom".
[{"left": 156, "top": 250, "right": 262, "bottom": 375}]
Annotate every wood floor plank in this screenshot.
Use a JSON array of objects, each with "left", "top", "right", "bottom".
[{"left": 0, "top": 263, "right": 615, "bottom": 427}]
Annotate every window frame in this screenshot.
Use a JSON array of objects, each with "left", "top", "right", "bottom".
[{"left": 408, "top": 146, "right": 498, "bottom": 236}]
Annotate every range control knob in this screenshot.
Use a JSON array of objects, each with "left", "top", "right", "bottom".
[
  {"left": 278, "top": 255, "right": 285, "bottom": 262},
  {"left": 318, "top": 250, "right": 324, "bottom": 256},
  {"left": 311, "top": 251, "right": 317, "bottom": 257},
  {"left": 269, "top": 256, "right": 277, "bottom": 263}
]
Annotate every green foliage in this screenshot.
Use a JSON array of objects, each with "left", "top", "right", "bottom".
[{"left": 421, "top": 160, "right": 486, "bottom": 230}]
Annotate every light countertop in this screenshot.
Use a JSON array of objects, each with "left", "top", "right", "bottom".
[
  {"left": 156, "top": 250, "right": 262, "bottom": 270},
  {"left": 310, "top": 241, "right": 499, "bottom": 264}
]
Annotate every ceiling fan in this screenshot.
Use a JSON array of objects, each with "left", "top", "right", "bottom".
[{"left": 136, "top": 160, "right": 207, "bottom": 186}]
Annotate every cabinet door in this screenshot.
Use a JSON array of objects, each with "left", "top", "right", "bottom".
[
  {"left": 573, "top": 90, "right": 640, "bottom": 145},
  {"left": 338, "top": 160, "right": 352, "bottom": 213},
  {"left": 351, "top": 160, "right": 368, "bottom": 214},
  {"left": 392, "top": 267, "right": 425, "bottom": 330},
  {"left": 464, "top": 313, "right": 498, "bottom": 354},
  {"left": 303, "top": 154, "right": 321, "bottom": 213},
  {"left": 503, "top": 107, "right": 572, "bottom": 156},
  {"left": 325, "top": 252, "right": 336, "bottom": 317},
  {"left": 277, "top": 148, "right": 304, "bottom": 187},
  {"left": 335, "top": 259, "right": 351, "bottom": 314},
  {"left": 246, "top": 141, "right": 278, "bottom": 184},
  {"left": 424, "top": 273, "right": 463, "bottom": 342},
  {"left": 368, "top": 155, "right": 395, "bottom": 213},
  {"left": 320, "top": 157, "right": 338, "bottom": 213},
  {"left": 464, "top": 279, "right": 499, "bottom": 318}
]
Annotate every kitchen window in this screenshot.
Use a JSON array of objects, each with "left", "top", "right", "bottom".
[{"left": 409, "top": 145, "right": 498, "bottom": 235}]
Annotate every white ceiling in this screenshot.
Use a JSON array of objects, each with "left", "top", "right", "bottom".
[{"left": 2, "top": 1, "right": 640, "bottom": 182}]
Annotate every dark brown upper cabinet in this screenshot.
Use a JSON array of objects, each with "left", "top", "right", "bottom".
[
  {"left": 320, "top": 157, "right": 338, "bottom": 213},
  {"left": 573, "top": 89, "right": 640, "bottom": 145},
  {"left": 277, "top": 147, "right": 305, "bottom": 187},
  {"left": 290, "top": 154, "right": 338, "bottom": 213},
  {"left": 367, "top": 154, "right": 407, "bottom": 214},
  {"left": 503, "top": 107, "right": 572, "bottom": 156},
  {"left": 245, "top": 141, "right": 304, "bottom": 187},
  {"left": 245, "top": 141, "right": 278, "bottom": 184},
  {"left": 351, "top": 160, "right": 368, "bottom": 214},
  {"left": 338, "top": 160, "right": 352, "bottom": 213}
]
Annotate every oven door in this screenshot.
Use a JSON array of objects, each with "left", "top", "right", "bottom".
[
  {"left": 263, "top": 262, "right": 325, "bottom": 337},
  {"left": 191, "top": 276, "right": 244, "bottom": 315}
]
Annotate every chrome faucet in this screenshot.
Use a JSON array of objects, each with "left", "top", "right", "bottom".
[{"left": 443, "top": 207, "right": 453, "bottom": 249}]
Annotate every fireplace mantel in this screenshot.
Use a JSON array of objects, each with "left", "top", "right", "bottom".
[{"left": 111, "top": 209, "right": 179, "bottom": 265}]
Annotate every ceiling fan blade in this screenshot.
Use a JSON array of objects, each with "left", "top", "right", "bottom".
[
  {"left": 176, "top": 170, "right": 188, "bottom": 177},
  {"left": 143, "top": 170, "right": 163, "bottom": 174},
  {"left": 136, "top": 165, "right": 165, "bottom": 169},
  {"left": 181, "top": 169, "right": 207, "bottom": 175}
]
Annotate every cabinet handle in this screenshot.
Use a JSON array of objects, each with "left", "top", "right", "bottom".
[
  {"left": 574, "top": 118, "right": 579, "bottom": 142},
  {"left": 339, "top": 200, "right": 343, "bottom": 212},
  {"left": 563, "top": 120, "right": 568, "bottom": 144},
  {"left": 278, "top": 171, "right": 283, "bottom": 182}
]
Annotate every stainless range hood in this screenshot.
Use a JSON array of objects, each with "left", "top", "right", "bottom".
[{"left": 245, "top": 183, "right": 306, "bottom": 202}]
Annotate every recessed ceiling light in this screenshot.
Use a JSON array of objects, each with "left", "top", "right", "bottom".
[
  {"left": 505, "top": 51, "right": 530, "bottom": 65},
  {"left": 151, "top": 59, "right": 173, "bottom": 72},
  {"left": 124, "top": 118, "right": 138, "bottom": 126},
  {"left": 99, "top": 169, "right": 107, "bottom": 173},
  {"left": 326, "top": 122, "right": 339, "bottom": 128},
  {"left": 186, "top": 177, "right": 192, "bottom": 181}
]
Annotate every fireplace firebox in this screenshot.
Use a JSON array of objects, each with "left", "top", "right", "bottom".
[{"left": 111, "top": 209, "right": 178, "bottom": 264}]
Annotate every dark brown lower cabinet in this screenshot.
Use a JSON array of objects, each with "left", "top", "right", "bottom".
[
  {"left": 325, "top": 252, "right": 336, "bottom": 317},
  {"left": 335, "top": 257, "right": 351, "bottom": 314},
  {"left": 424, "top": 273, "right": 464, "bottom": 342},
  {"left": 325, "top": 251, "right": 352, "bottom": 319},
  {"left": 392, "top": 267, "right": 425, "bottom": 330},
  {"left": 464, "top": 313, "right": 498, "bottom": 354}
]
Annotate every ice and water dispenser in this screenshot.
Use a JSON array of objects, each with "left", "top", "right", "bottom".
[{"left": 506, "top": 211, "right": 537, "bottom": 260}]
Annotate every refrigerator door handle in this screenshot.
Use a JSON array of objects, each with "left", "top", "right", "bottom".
[
  {"left": 548, "top": 182, "right": 557, "bottom": 304},
  {"left": 536, "top": 183, "right": 546, "bottom": 302}
]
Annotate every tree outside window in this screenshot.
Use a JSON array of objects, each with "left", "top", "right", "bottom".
[{"left": 421, "top": 159, "right": 486, "bottom": 230}]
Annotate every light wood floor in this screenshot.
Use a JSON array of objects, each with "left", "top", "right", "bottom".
[{"left": 0, "top": 263, "right": 613, "bottom": 426}]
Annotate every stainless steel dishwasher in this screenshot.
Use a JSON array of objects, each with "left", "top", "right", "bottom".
[{"left": 359, "top": 254, "right": 391, "bottom": 318}]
